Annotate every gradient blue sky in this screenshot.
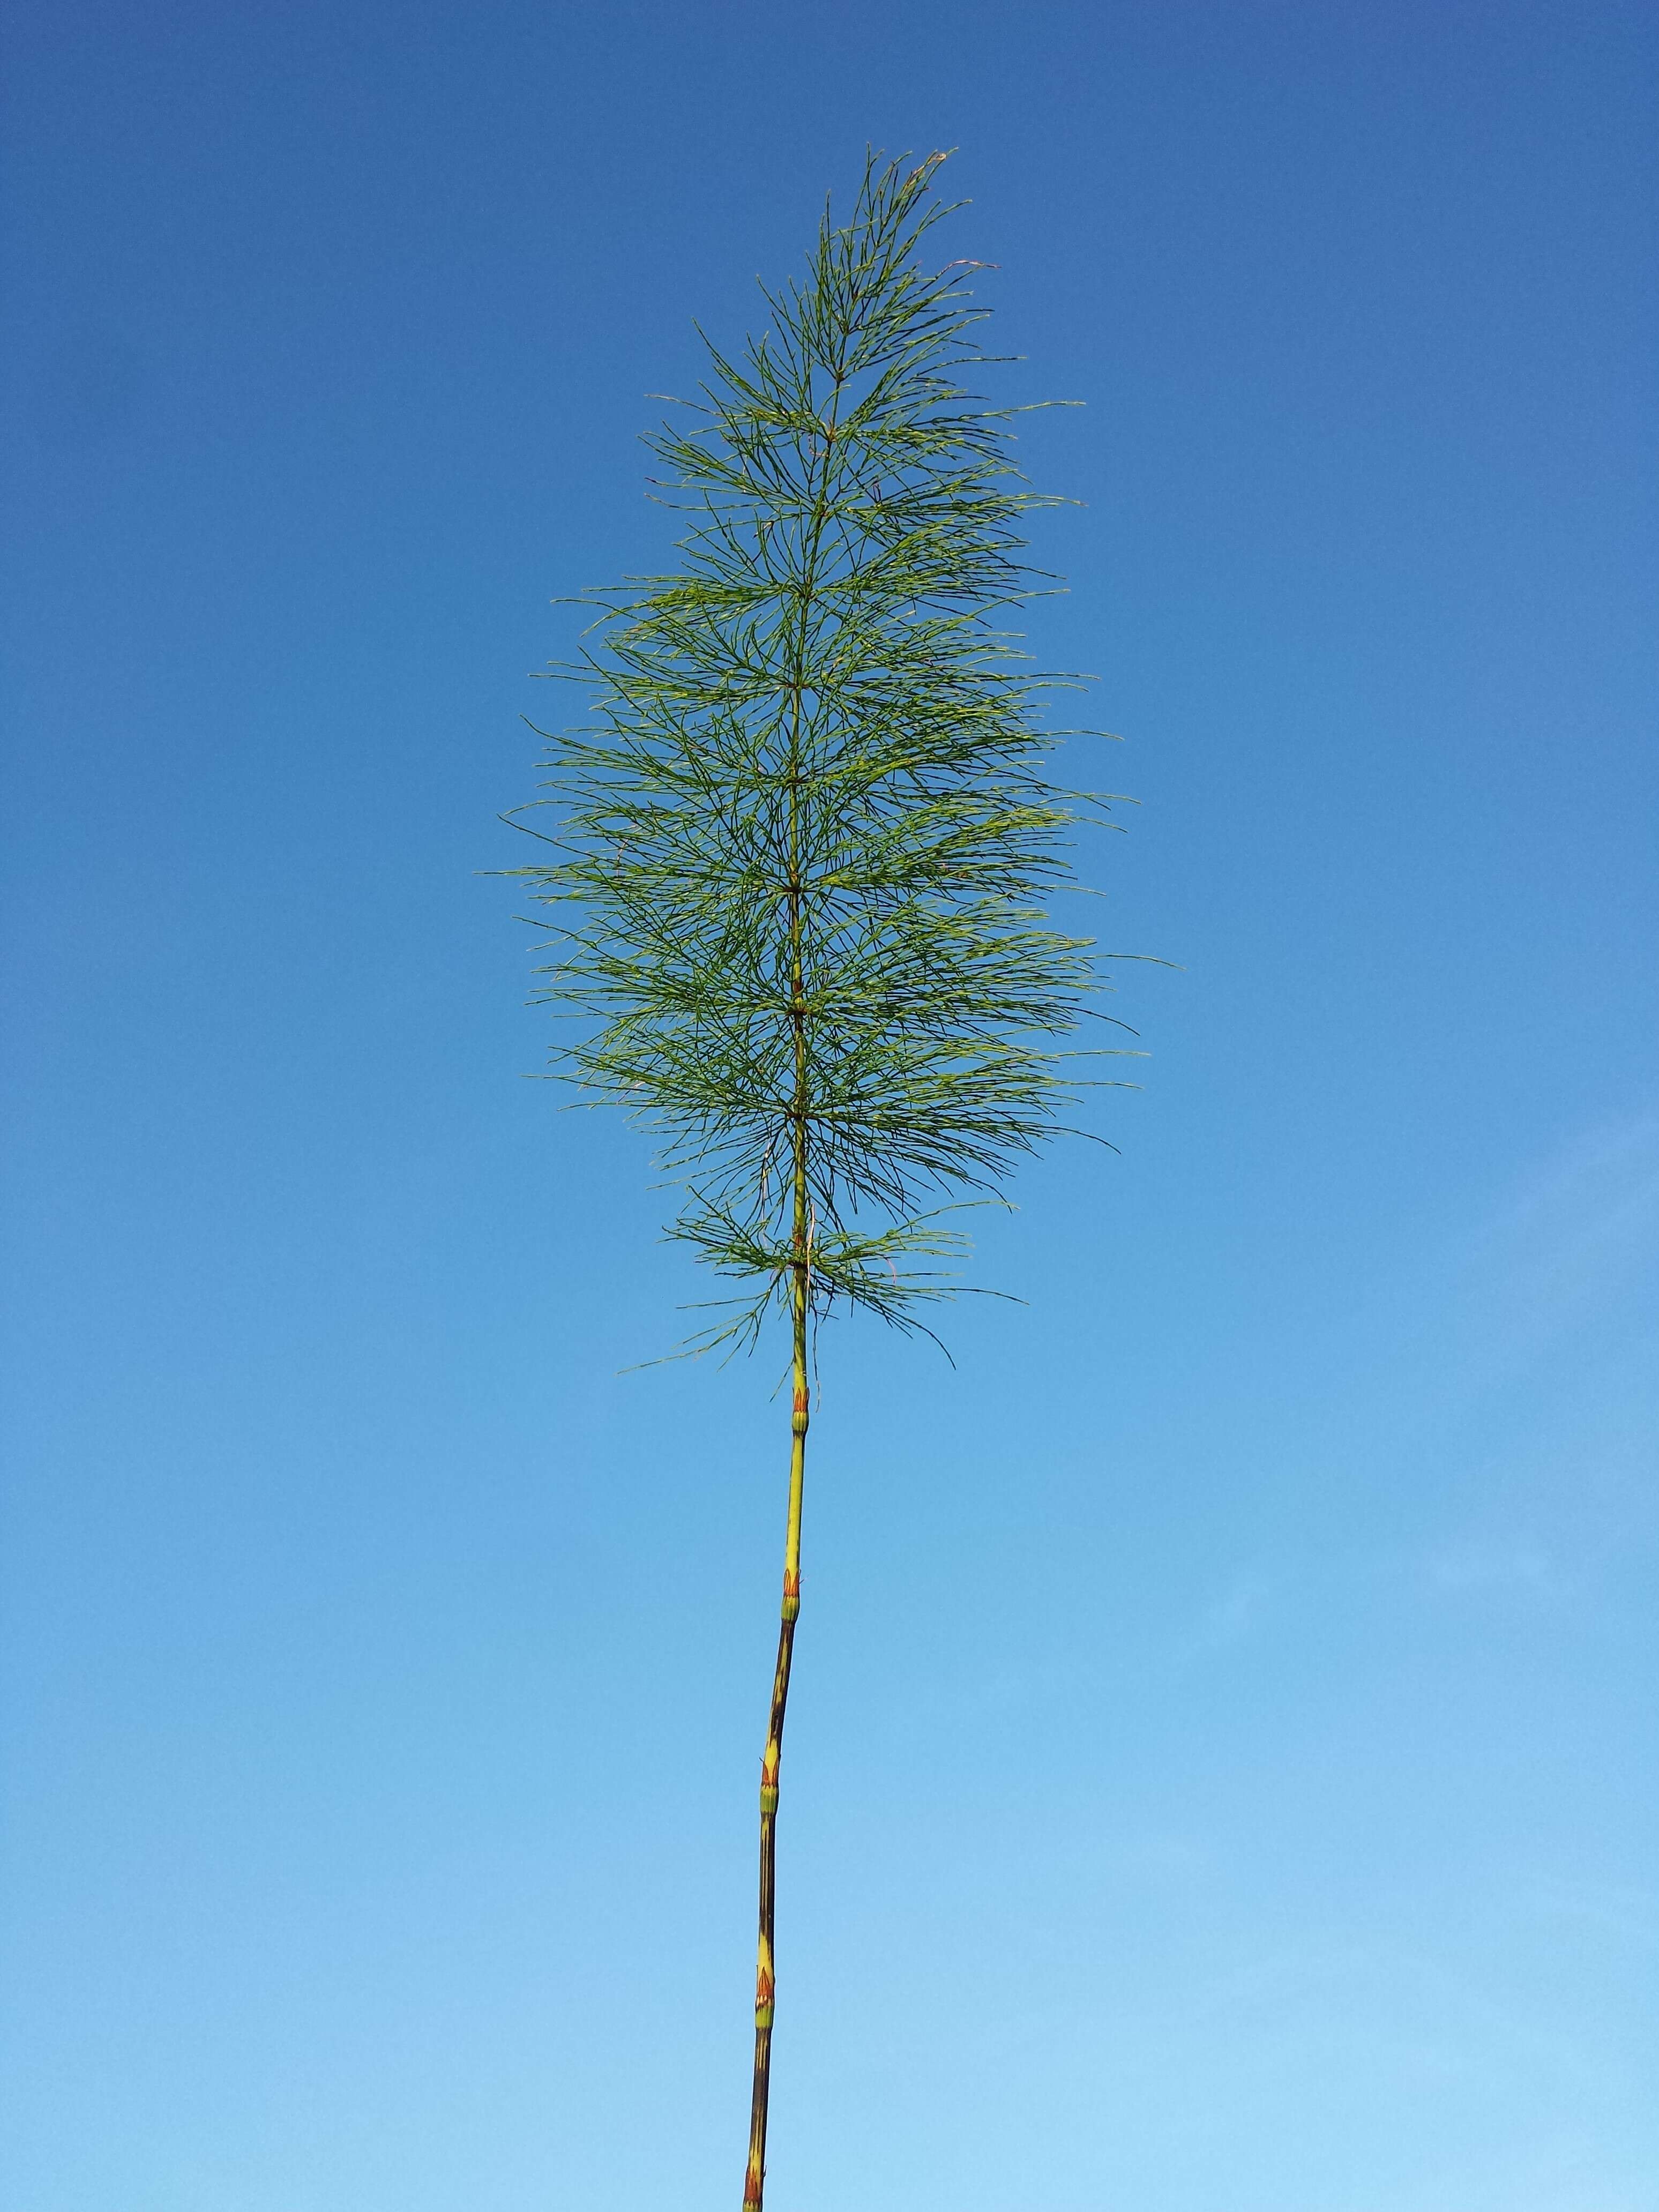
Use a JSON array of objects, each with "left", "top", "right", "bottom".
[{"left": 3, "top": 4, "right": 1656, "bottom": 2208}]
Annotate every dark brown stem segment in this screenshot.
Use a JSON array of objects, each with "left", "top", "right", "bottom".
[{"left": 742, "top": 1273, "right": 808, "bottom": 2211}]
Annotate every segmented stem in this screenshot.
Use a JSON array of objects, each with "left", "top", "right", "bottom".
[
  {"left": 741, "top": 1278, "right": 806, "bottom": 2211},
  {"left": 515, "top": 153, "right": 1109, "bottom": 2210},
  {"left": 743, "top": 326, "right": 843, "bottom": 2212}
]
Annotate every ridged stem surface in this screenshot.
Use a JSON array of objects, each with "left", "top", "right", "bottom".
[
  {"left": 742, "top": 320, "right": 842, "bottom": 2212},
  {"left": 741, "top": 1283, "right": 806, "bottom": 2211}
]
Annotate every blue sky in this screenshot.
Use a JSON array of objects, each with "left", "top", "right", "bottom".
[{"left": 2, "top": 3, "right": 1655, "bottom": 2208}]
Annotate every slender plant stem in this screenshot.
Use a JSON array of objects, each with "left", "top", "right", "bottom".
[
  {"left": 743, "top": 342, "right": 846, "bottom": 2212},
  {"left": 742, "top": 1272, "right": 807, "bottom": 2211},
  {"left": 744, "top": 916, "right": 809, "bottom": 2212},
  {"left": 516, "top": 159, "right": 1112, "bottom": 2207}
]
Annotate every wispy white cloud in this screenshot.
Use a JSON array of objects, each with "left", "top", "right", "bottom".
[
  {"left": 1201, "top": 1567, "right": 1274, "bottom": 1645},
  {"left": 1167, "top": 1565, "right": 1280, "bottom": 1671},
  {"left": 1457, "top": 1111, "right": 1659, "bottom": 1363},
  {"left": 1425, "top": 1535, "right": 1561, "bottom": 1598},
  {"left": 1520, "top": 1874, "right": 1659, "bottom": 1950}
]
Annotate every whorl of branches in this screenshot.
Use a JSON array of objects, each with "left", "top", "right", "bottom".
[{"left": 510, "top": 151, "right": 1133, "bottom": 1354}]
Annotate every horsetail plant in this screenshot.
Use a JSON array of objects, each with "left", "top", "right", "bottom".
[{"left": 510, "top": 151, "right": 1136, "bottom": 2211}]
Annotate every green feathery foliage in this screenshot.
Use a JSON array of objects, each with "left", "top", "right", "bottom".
[
  {"left": 511, "top": 151, "right": 1132, "bottom": 1355},
  {"left": 509, "top": 149, "right": 1142, "bottom": 2212}
]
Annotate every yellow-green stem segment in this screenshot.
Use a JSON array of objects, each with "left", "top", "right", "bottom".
[
  {"left": 744, "top": 344, "right": 839, "bottom": 2212},
  {"left": 742, "top": 1271, "right": 808, "bottom": 2211}
]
